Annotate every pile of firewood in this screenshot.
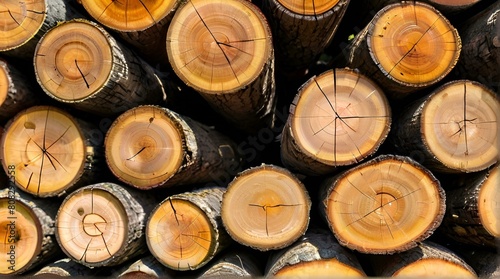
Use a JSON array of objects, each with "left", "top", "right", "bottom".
[{"left": 0, "top": 0, "right": 498, "bottom": 277}]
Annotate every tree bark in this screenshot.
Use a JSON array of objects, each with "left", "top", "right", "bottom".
[
  {"left": 1, "top": 105, "right": 102, "bottom": 197},
  {"left": 34, "top": 19, "right": 166, "bottom": 117},
  {"left": 265, "top": 229, "right": 366, "bottom": 277},
  {"left": 56, "top": 182, "right": 156, "bottom": 267},
  {"left": 221, "top": 164, "right": 311, "bottom": 251},
  {"left": 280, "top": 68, "right": 391, "bottom": 176},
  {"left": 198, "top": 249, "right": 263, "bottom": 278},
  {"left": 454, "top": 247, "right": 500, "bottom": 279},
  {"left": 0, "top": 188, "right": 61, "bottom": 275},
  {"left": 439, "top": 163, "right": 499, "bottom": 248},
  {"left": 0, "top": 59, "right": 40, "bottom": 122},
  {"left": 105, "top": 105, "right": 242, "bottom": 189},
  {"left": 262, "top": 0, "right": 350, "bottom": 73},
  {"left": 33, "top": 258, "right": 95, "bottom": 277},
  {"left": 0, "top": 0, "right": 80, "bottom": 59},
  {"left": 454, "top": 0, "right": 500, "bottom": 92},
  {"left": 347, "top": 1, "right": 461, "bottom": 98},
  {"left": 113, "top": 255, "right": 174, "bottom": 278},
  {"left": 320, "top": 154, "right": 446, "bottom": 254},
  {"left": 167, "top": 0, "right": 276, "bottom": 133},
  {"left": 391, "top": 80, "right": 499, "bottom": 173},
  {"left": 146, "top": 187, "right": 231, "bottom": 271},
  {"left": 78, "top": 0, "right": 181, "bottom": 66},
  {"left": 369, "top": 241, "right": 476, "bottom": 277}
]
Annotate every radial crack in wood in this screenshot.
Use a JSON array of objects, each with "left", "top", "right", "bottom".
[
  {"left": 167, "top": 0, "right": 275, "bottom": 132},
  {"left": 320, "top": 154, "right": 445, "bottom": 254},
  {"left": 34, "top": 19, "right": 166, "bottom": 116},
  {"left": 105, "top": 105, "right": 241, "bottom": 189},
  {"left": 146, "top": 187, "right": 230, "bottom": 271},
  {"left": 281, "top": 68, "right": 391, "bottom": 176},
  {"left": 348, "top": 1, "right": 461, "bottom": 96},
  {"left": 393, "top": 80, "right": 499, "bottom": 173},
  {"left": 56, "top": 182, "right": 155, "bottom": 267},
  {"left": 1, "top": 106, "right": 100, "bottom": 197},
  {"left": 221, "top": 164, "right": 311, "bottom": 251}
]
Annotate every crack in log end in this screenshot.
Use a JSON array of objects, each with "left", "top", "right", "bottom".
[{"left": 248, "top": 203, "right": 302, "bottom": 237}]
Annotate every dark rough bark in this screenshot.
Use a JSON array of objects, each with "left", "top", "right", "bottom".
[
  {"left": 113, "top": 255, "right": 174, "bottom": 278},
  {"left": 157, "top": 107, "right": 242, "bottom": 188},
  {"left": 0, "top": 0, "right": 80, "bottom": 59},
  {"left": 33, "top": 258, "right": 95, "bottom": 277},
  {"left": 439, "top": 164, "right": 499, "bottom": 248},
  {"left": 56, "top": 182, "right": 156, "bottom": 267},
  {"left": 455, "top": 247, "right": 500, "bottom": 278},
  {"left": 35, "top": 19, "right": 166, "bottom": 117},
  {"left": 265, "top": 229, "right": 365, "bottom": 277},
  {"left": 0, "top": 59, "right": 40, "bottom": 122},
  {"left": 262, "top": 0, "right": 350, "bottom": 73},
  {"left": 198, "top": 250, "right": 262, "bottom": 278},
  {"left": 200, "top": 51, "right": 276, "bottom": 134},
  {"left": 454, "top": 0, "right": 500, "bottom": 92},
  {"left": 0, "top": 188, "right": 61, "bottom": 275},
  {"left": 369, "top": 241, "right": 476, "bottom": 277}
]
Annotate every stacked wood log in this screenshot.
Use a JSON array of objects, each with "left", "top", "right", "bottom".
[
  {"left": 0, "top": 0, "right": 498, "bottom": 276},
  {"left": 166, "top": 0, "right": 276, "bottom": 133}
]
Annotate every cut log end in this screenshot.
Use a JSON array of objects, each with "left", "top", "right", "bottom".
[
  {"left": 34, "top": 19, "right": 113, "bottom": 102},
  {"left": 80, "top": 0, "right": 177, "bottom": 31},
  {"left": 105, "top": 106, "right": 184, "bottom": 189},
  {"left": 0, "top": 63, "right": 7, "bottom": 106},
  {"left": 277, "top": 0, "right": 340, "bottom": 15},
  {"left": 368, "top": 1, "right": 461, "bottom": 88},
  {"left": 56, "top": 187, "right": 127, "bottom": 265},
  {"left": 167, "top": 0, "right": 272, "bottom": 94},
  {"left": 290, "top": 68, "right": 391, "bottom": 167},
  {"left": 1, "top": 106, "right": 87, "bottom": 197},
  {"left": 0, "top": 0, "right": 46, "bottom": 52},
  {"left": 0, "top": 198, "right": 41, "bottom": 275},
  {"left": 393, "top": 258, "right": 476, "bottom": 277},
  {"left": 274, "top": 259, "right": 365, "bottom": 277},
  {"left": 147, "top": 199, "right": 215, "bottom": 271},
  {"left": 222, "top": 165, "right": 311, "bottom": 251},
  {"left": 421, "top": 80, "right": 499, "bottom": 172},
  {"left": 478, "top": 164, "right": 500, "bottom": 237},
  {"left": 324, "top": 155, "right": 445, "bottom": 254},
  {"left": 429, "top": 0, "right": 481, "bottom": 8}
]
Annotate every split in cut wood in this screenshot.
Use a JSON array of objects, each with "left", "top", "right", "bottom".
[
  {"left": 221, "top": 164, "right": 311, "bottom": 251},
  {"left": 56, "top": 188, "right": 127, "bottom": 264},
  {"left": 34, "top": 20, "right": 113, "bottom": 102},
  {"left": 80, "top": 0, "right": 177, "bottom": 32},
  {"left": 421, "top": 80, "right": 499, "bottom": 172},
  {"left": 105, "top": 106, "right": 183, "bottom": 189},
  {"left": 282, "top": 68, "right": 391, "bottom": 175},
  {"left": 368, "top": 2, "right": 461, "bottom": 87},
  {"left": 167, "top": 0, "right": 272, "bottom": 93},
  {"left": 0, "top": 0, "right": 46, "bottom": 52},
  {"left": 322, "top": 155, "right": 445, "bottom": 254},
  {"left": 1, "top": 106, "right": 87, "bottom": 197},
  {"left": 147, "top": 188, "right": 227, "bottom": 271}
]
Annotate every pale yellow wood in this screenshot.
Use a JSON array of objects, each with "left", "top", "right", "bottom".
[
  {"left": 34, "top": 20, "right": 113, "bottom": 101},
  {"left": 56, "top": 188, "right": 127, "bottom": 264},
  {"left": 421, "top": 80, "right": 499, "bottom": 172},
  {"left": 167, "top": 0, "right": 272, "bottom": 94},
  {"left": 478, "top": 164, "right": 500, "bottom": 237},
  {"left": 0, "top": 0, "right": 46, "bottom": 52},
  {"left": 0, "top": 65, "right": 7, "bottom": 106},
  {"left": 105, "top": 106, "right": 184, "bottom": 189},
  {"left": 222, "top": 165, "right": 311, "bottom": 251},
  {"left": 1, "top": 106, "right": 86, "bottom": 196},
  {"left": 394, "top": 258, "right": 476, "bottom": 277},
  {"left": 275, "top": 259, "right": 365, "bottom": 277}
]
